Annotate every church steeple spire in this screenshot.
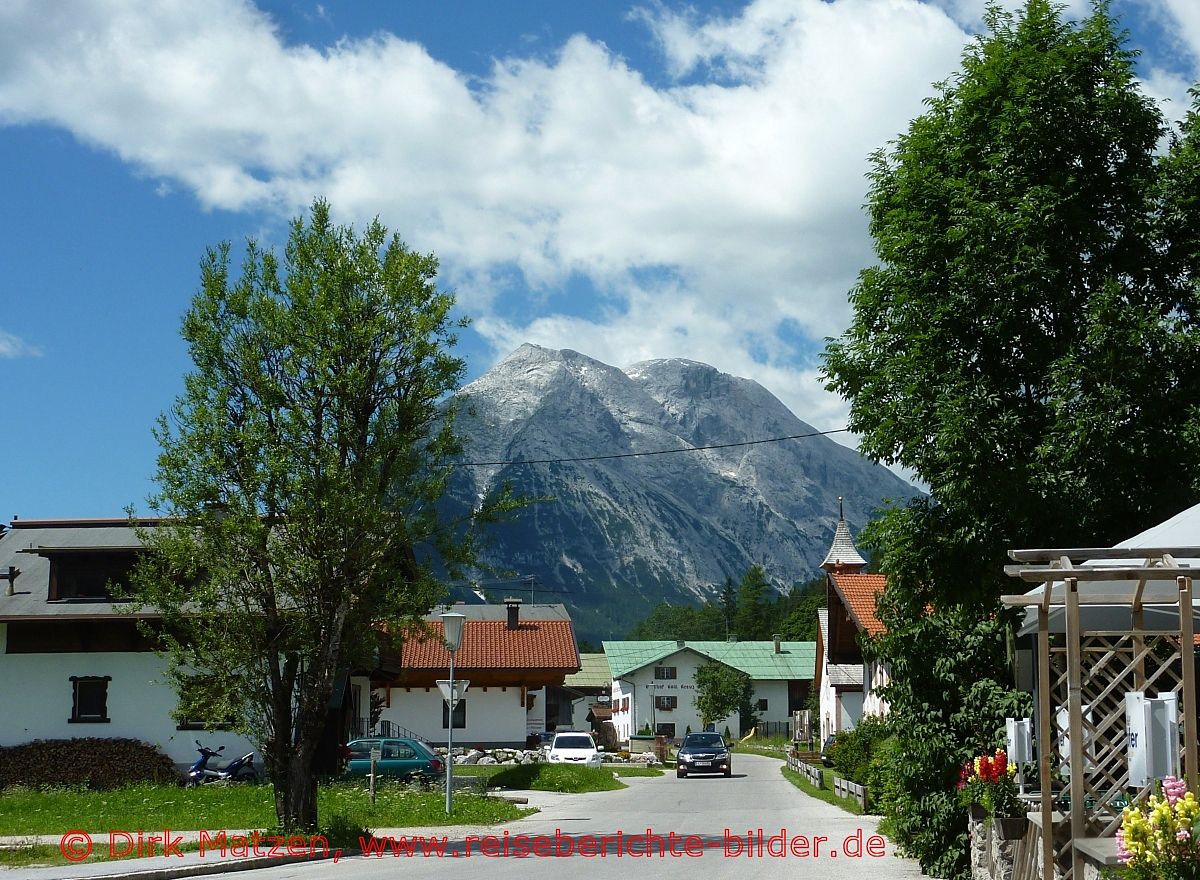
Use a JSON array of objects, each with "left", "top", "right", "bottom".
[{"left": 820, "top": 497, "right": 866, "bottom": 572}]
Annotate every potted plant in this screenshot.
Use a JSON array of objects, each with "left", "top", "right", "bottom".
[
  {"left": 1117, "top": 775, "right": 1200, "bottom": 879},
  {"left": 959, "top": 748, "right": 1026, "bottom": 837}
]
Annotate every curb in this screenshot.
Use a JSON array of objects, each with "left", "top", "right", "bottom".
[{"left": 1, "top": 850, "right": 343, "bottom": 880}]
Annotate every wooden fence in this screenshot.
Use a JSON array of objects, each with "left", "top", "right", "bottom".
[
  {"left": 834, "top": 776, "right": 868, "bottom": 811},
  {"left": 785, "top": 755, "right": 825, "bottom": 788},
  {"left": 785, "top": 755, "right": 870, "bottom": 810}
]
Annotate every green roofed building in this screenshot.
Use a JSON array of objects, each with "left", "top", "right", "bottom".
[{"left": 603, "top": 637, "right": 815, "bottom": 742}]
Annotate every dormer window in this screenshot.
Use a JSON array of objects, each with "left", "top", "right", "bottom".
[{"left": 46, "top": 551, "right": 138, "bottom": 602}]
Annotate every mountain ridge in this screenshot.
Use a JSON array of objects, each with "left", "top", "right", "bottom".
[{"left": 443, "top": 344, "right": 921, "bottom": 642}]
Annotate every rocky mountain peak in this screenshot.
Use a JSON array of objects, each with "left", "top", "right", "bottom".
[{"left": 444, "top": 346, "right": 921, "bottom": 643}]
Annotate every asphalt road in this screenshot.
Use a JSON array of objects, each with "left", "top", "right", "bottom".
[{"left": 244, "top": 754, "right": 926, "bottom": 880}]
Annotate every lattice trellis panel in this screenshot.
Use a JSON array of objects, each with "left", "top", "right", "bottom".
[{"left": 1044, "top": 630, "right": 1187, "bottom": 877}]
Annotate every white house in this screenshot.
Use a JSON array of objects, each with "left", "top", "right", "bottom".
[
  {"left": 814, "top": 607, "right": 864, "bottom": 741},
  {"left": 603, "top": 637, "right": 815, "bottom": 742},
  {"left": 815, "top": 510, "right": 890, "bottom": 742},
  {"left": 0, "top": 519, "right": 258, "bottom": 767},
  {"left": 373, "top": 600, "right": 581, "bottom": 748}
]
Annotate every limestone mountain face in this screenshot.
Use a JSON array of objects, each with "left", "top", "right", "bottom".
[{"left": 443, "top": 344, "right": 921, "bottom": 642}]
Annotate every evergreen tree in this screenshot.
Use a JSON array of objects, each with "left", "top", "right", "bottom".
[{"left": 733, "top": 565, "right": 771, "bottom": 641}]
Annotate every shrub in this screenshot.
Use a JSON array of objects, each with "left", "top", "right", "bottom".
[
  {"left": 827, "top": 715, "right": 891, "bottom": 785},
  {"left": 866, "top": 735, "right": 904, "bottom": 825},
  {"left": 0, "top": 738, "right": 179, "bottom": 790}
]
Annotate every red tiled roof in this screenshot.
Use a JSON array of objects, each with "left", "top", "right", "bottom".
[
  {"left": 399, "top": 620, "right": 579, "bottom": 671},
  {"left": 829, "top": 572, "right": 887, "bottom": 637}
]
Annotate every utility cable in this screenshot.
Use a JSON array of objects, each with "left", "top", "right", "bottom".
[{"left": 456, "top": 427, "right": 850, "bottom": 468}]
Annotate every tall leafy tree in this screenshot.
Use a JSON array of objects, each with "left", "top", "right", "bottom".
[
  {"left": 132, "top": 200, "right": 518, "bottom": 831},
  {"left": 694, "top": 661, "right": 754, "bottom": 731},
  {"left": 823, "top": 2, "right": 1200, "bottom": 876}
]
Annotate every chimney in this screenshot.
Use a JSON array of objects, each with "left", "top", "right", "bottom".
[
  {"left": 504, "top": 597, "right": 522, "bottom": 630},
  {"left": 3, "top": 566, "right": 17, "bottom": 597},
  {"left": 773, "top": 634, "right": 782, "bottom": 654},
  {"left": 727, "top": 634, "right": 737, "bottom": 643},
  {"left": 676, "top": 639, "right": 685, "bottom": 649}
]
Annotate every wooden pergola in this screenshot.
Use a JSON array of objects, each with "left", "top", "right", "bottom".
[{"left": 1003, "top": 547, "right": 1200, "bottom": 880}]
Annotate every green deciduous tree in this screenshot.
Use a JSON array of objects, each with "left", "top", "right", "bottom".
[
  {"left": 132, "top": 199, "right": 518, "bottom": 832},
  {"left": 694, "top": 661, "right": 753, "bottom": 731},
  {"left": 822, "top": 2, "right": 1200, "bottom": 876}
]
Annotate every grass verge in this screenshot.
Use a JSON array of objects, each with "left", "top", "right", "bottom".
[
  {"left": 780, "top": 766, "right": 864, "bottom": 816},
  {"left": 487, "top": 765, "right": 625, "bottom": 793},
  {"left": 610, "top": 766, "right": 663, "bottom": 777},
  {"left": 0, "top": 845, "right": 67, "bottom": 868},
  {"left": 456, "top": 763, "right": 661, "bottom": 782},
  {"left": 0, "top": 781, "right": 532, "bottom": 837},
  {"left": 733, "top": 745, "right": 788, "bottom": 760}
]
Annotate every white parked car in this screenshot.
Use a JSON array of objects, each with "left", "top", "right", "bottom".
[{"left": 546, "top": 731, "right": 603, "bottom": 768}]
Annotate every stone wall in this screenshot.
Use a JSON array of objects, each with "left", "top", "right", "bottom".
[{"left": 432, "top": 746, "right": 661, "bottom": 766}]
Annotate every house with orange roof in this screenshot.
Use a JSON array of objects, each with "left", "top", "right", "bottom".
[
  {"left": 373, "top": 599, "right": 582, "bottom": 748},
  {"left": 813, "top": 508, "right": 890, "bottom": 742},
  {"left": 0, "top": 518, "right": 581, "bottom": 764}
]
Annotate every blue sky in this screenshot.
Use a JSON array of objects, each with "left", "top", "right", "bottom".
[{"left": 2, "top": 0, "right": 1198, "bottom": 520}]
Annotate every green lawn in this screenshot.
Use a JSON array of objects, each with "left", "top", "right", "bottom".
[{"left": 0, "top": 782, "right": 531, "bottom": 837}]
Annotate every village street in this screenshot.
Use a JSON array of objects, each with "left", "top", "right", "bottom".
[
  {"left": 244, "top": 754, "right": 924, "bottom": 880},
  {"left": 2, "top": 754, "right": 925, "bottom": 880}
]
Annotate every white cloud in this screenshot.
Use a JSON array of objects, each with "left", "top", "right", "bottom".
[
  {"left": 5, "top": 0, "right": 1141, "bottom": 454},
  {"left": 1160, "top": 0, "right": 1200, "bottom": 65},
  {"left": 925, "top": 0, "right": 1092, "bottom": 30},
  {"left": 0, "top": 329, "right": 41, "bottom": 359}
]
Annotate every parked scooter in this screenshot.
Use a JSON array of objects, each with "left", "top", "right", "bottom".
[{"left": 185, "top": 741, "right": 259, "bottom": 786}]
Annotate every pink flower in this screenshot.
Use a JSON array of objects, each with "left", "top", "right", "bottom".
[
  {"left": 1164, "top": 775, "right": 1188, "bottom": 807},
  {"left": 1177, "top": 829, "right": 1191, "bottom": 842}
]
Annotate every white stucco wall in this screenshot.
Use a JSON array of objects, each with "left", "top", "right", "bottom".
[
  {"left": 376, "top": 685, "right": 534, "bottom": 746},
  {"left": 610, "top": 649, "right": 796, "bottom": 742},
  {"left": 863, "top": 660, "right": 891, "bottom": 717},
  {"left": 839, "top": 690, "right": 864, "bottom": 731},
  {"left": 0, "top": 637, "right": 258, "bottom": 767},
  {"left": 819, "top": 657, "right": 837, "bottom": 741}
]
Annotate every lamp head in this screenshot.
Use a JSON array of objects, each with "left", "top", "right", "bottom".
[{"left": 441, "top": 611, "right": 466, "bottom": 652}]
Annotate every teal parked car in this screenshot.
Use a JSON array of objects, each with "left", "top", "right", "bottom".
[{"left": 344, "top": 737, "right": 445, "bottom": 782}]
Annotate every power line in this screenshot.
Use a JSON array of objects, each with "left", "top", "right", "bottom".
[{"left": 456, "top": 427, "right": 850, "bottom": 468}]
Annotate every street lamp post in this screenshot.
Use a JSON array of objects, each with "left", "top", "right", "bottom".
[{"left": 440, "top": 611, "right": 466, "bottom": 816}]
